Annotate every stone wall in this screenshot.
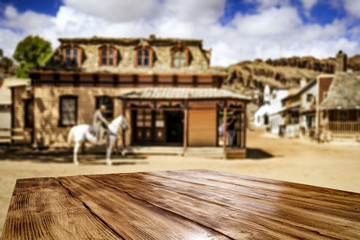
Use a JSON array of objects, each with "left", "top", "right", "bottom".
[
  {"left": 11, "top": 86, "right": 32, "bottom": 144},
  {"left": 32, "top": 86, "right": 135, "bottom": 147},
  {"left": 48, "top": 37, "right": 213, "bottom": 74}
]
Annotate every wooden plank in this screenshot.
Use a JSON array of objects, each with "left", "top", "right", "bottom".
[
  {"left": 3, "top": 170, "right": 360, "bottom": 239},
  {"left": 142, "top": 171, "right": 360, "bottom": 239},
  {"left": 88, "top": 172, "right": 360, "bottom": 239},
  {"left": 149, "top": 170, "right": 360, "bottom": 211},
  {"left": 184, "top": 169, "right": 360, "bottom": 204},
  {"left": 1, "top": 177, "right": 121, "bottom": 240},
  {"left": 56, "top": 175, "right": 231, "bottom": 240},
  {"left": 189, "top": 109, "right": 217, "bottom": 146}
]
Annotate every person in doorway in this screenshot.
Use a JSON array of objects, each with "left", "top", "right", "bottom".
[
  {"left": 227, "top": 112, "right": 237, "bottom": 146},
  {"left": 92, "top": 105, "right": 109, "bottom": 142}
]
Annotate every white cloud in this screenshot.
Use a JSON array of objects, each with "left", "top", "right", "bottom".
[
  {"left": 0, "top": 28, "right": 25, "bottom": 58},
  {"left": 1, "top": 6, "right": 54, "bottom": 31},
  {"left": 301, "top": 0, "right": 317, "bottom": 10},
  {"left": 162, "top": 0, "right": 226, "bottom": 24},
  {"left": 232, "top": 7, "right": 302, "bottom": 36},
  {"left": 63, "top": 0, "right": 161, "bottom": 22},
  {"left": 0, "top": 1, "right": 359, "bottom": 66},
  {"left": 343, "top": 0, "right": 360, "bottom": 18}
]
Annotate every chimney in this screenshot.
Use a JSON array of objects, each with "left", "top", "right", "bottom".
[
  {"left": 300, "top": 77, "right": 307, "bottom": 88},
  {"left": 264, "top": 84, "right": 270, "bottom": 104},
  {"left": 335, "top": 50, "right": 347, "bottom": 72}
]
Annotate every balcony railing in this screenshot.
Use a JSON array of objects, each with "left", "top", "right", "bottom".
[{"left": 327, "top": 121, "right": 360, "bottom": 133}]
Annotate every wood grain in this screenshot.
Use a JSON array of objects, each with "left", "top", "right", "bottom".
[
  {"left": 88, "top": 172, "right": 360, "bottom": 239},
  {"left": 1, "top": 177, "right": 121, "bottom": 240},
  {"left": 57, "top": 175, "right": 231, "bottom": 240},
  {"left": 2, "top": 169, "right": 360, "bottom": 239}
]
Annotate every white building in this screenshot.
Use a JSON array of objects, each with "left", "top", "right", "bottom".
[
  {"left": 268, "top": 89, "right": 289, "bottom": 135},
  {"left": 299, "top": 80, "right": 317, "bottom": 138},
  {"left": 280, "top": 78, "right": 317, "bottom": 138},
  {"left": 254, "top": 85, "right": 271, "bottom": 127}
]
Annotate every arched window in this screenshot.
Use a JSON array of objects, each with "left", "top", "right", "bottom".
[
  {"left": 62, "top": 46, "right": 82, "bottom": 67},
  {"left": 96, "top": 96, "right": 113, "bottom": 120},
  {"left": 135, "top": 47, "right": 153, "bottom": 67},
  {"left": 99, "top": 47, "right": 117, "bottom": 66},
  {"left": 171, "top": 46, "right": 189, "bottom": 67}
]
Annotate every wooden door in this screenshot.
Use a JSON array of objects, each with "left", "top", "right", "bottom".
[{"left": 134, "top": 109, "right": 152, "bottom": 143}]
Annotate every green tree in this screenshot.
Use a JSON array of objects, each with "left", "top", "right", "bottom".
[
  {"left": 13, "top": 35, "right": 52, "bottom": 78},
  {"left": 0, "top": 57, "right": 14, "bottom": 74},
  {"left": 0, "top": 48, "right": 3, "bottom": 58}
]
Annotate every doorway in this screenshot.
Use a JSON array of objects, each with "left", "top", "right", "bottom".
[{"left": 165, "top": 111, "right": 183, "bottom": 144}]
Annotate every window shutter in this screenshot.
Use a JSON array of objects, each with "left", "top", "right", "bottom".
[
  {"left": 62, "top": 48, "right": 66, "bottom": 65},
  {"left": 98, "top": 48, "right": 102, "bottom": 66},
  {"left": 170, "top": 49, "right": 174, "bottom": 67},
  {"left": 185, "top": 48, "right": 189, "bottom": 66},
  {"left": 113, "top": 48, "right": 117, "bottom": 66},
  {"left": 134, "top": 49, "right": 138, "bottom": 67},
  {"left": 149, "top": 48, "right": 153, "bottom": 67},
  {"left": 77, "top": 48, "right": 82, "bottom": 67}
]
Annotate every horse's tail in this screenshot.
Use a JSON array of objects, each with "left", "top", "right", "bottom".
[{"left": 67, "top": 127, "right": 75, "bottom": 146}]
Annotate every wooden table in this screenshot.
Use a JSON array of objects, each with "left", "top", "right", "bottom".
[{"left": 2, "top": 169, "right": 360, "bottom": 239}]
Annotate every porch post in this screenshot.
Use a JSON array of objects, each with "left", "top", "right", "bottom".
[
  {"left": 122, "top": 100, "right": 126, "bottom": 149},
  {"left": 183, "top": 100, "right": 189, "bottom": 155},
  {"left": 243, "top": 103, "right": 247, "bottom": 149},
  {"left": 223, "top": 101, "right": 227, "bottom": 157}
]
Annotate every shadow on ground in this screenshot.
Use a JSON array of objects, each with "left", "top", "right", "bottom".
[
  {"left": 0, "top": 146, "right": 148, "bottom": 166},
  {"left": 246, "top": 148, "right": 275, "bottom": 159}
]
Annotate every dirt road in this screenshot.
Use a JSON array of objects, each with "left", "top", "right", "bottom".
[{"left": 0, "top": 129, "right": 359, "bottom": 235}]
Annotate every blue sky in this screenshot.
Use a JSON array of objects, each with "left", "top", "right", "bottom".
[{"left": 0, "top": 0, "right": 359, "bottom": 66}]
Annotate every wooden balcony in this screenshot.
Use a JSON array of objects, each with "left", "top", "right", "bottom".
[{"left": 327, "top": 121, "right": 360, "bottom": 133}]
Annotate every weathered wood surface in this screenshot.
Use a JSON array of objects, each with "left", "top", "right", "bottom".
[{"left": 2, "top": 169, "right": 360, "bottom": 239}]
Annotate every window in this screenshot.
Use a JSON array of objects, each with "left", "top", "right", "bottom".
[
  {"left": 60, "top": 96, "right": 77, "bottom": 126},
  {"left": 339, "top": 111, "right": 348, "bottom": 122},
  {"left": 306, "top": 93, "right": 313, "bottom": 102},
  {"left": 63, "top": 47, "right": 81, "bottom": 67},
  {"left": 99, "top": 47, "right": 117, "bottom": 66},
  {"left": 96, "top": 96, "right": 113, "bottom": 120},
  {"left": 24, "top": 100, "right": 33, "bottom": 128},
  {"left": 135, "top": 48, "right": 152, "bottom": 67},
  {"left": 171, "top": 46, "right": 189, "bottom": 67}
]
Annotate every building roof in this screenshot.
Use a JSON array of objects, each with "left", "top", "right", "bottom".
[
  {"left": 281, "top": 79, "right": 316, "bottom": 102},
  {"left": 58, "top": 35, "right": 204, "bottom": 46},
  {"left": 320, "top": 72, "right": 360, "bottom": 110},
  {"left": 118, "top": 87, "right": 251, "bottom": 101},
  {"left": 27, "top": 70, "right": 226, "bottom": 76},
  {"left": 0, "top": 78, "right": 30, "bottom": 105}
]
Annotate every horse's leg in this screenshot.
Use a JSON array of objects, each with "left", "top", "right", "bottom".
[
  {"left": 73, "top": 141, "right": 81, "bottom": 165},
  {"left": 106, "top": 137, "right": 115, "bottom": 166}
]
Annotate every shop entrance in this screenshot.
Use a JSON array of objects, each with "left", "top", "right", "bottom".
[{"left": 165, "top": 111, "right": 183, "bottom": 144}]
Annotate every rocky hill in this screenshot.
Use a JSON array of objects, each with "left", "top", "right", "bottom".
[{"left": 224, "top": 54, "right": 360, "bottom": 95}]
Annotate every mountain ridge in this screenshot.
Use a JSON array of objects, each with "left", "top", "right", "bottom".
[{"left": 224, "top": 54, "right": 360, "bottom": 94}]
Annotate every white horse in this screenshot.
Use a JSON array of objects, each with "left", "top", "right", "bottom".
[{"left": 67, "top": 115, "right": 129, "bottom": 165}]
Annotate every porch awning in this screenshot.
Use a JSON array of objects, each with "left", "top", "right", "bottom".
[
  {"left": 118, "top": 87, "right": 251, "bottom": 101},
  {"left": 280, "top": 102, "right": 300, "bottom": 113}
]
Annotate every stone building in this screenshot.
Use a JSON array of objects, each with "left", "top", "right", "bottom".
[
  {"left": 318, "top": 72, "right": 360, "bottom": 141},
  {"left": 317, "top": 50, "right": 360, "bottom": 142},
  {"left": 0, "top": 77, "right": 30, "bottom": 144},
  {"left": 11, "top": 35, "right": 250, "bottom": 158}
]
